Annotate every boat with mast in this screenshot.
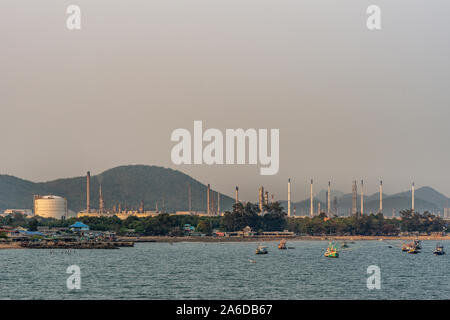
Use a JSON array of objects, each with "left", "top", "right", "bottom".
[
  {"left": 433, "top": 243, "right": 445, "bottom": 255},
  {"left": 324, "top": 241, "right": 339, "bottom": 258}
]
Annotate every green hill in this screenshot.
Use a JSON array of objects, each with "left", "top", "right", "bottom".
[{"left": 0, "top": 165, "right": 234, "bottom": 213}]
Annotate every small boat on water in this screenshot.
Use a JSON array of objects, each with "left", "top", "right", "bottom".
[
  {"left": 414, "top": 238, "right": 422, "bottom": 250},
  {"left": 324, "top": 242, "right": 339, "bottom": 258},
  {"left": 256, "top": 245, "right": 268, "bottom": 255},
  {"left": 340, "top": 241, "right": 349, "bottom": 248},
  {"left": 407, "top": 243, "right": 420, "bottom": 254},
  {"left": 278, "top": 239, "right": 287, "bottom": 250},
  {"left": 433, "top": 243, "right": 445, "bottom": 255}
]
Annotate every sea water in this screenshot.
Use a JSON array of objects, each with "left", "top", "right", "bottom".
[{"left": 0, "top": 240, "right": 448, "bottom": 299}]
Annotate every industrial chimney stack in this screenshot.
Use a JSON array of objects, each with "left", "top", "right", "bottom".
[
  {"left": 86, "top": 171, "right": 91, "bottom": 213},
  {"left": 352, "top": 181, "right": 357, "bottom": 216},
  {"left": 258, "top": 186, "right": 264, "bottom": 212},
  {"left": 310, "top": 179, "right": 314, "bottom": 218},
  {"left": 99, "top": 184, "right": 104, "bottom": 213},
  {"left": 207, "top": 184, "right": 211, "bottom": 215},
  {"left": 288, "top": 178, "right": 291, "bottom": 217},
  {"left": 379, "top": 180, "right": 383, "bottom": 213},
  {"left": 327, "top": 181, "right": 331, "bottom": 215},
  {"left": 217, "top": 192, "right": 220, "bottom": 215},
  {"left": 412, "top": 182, "right": 415, "bottom": 212},
  {"left": 188, "top": 183, "right": 192, "bottom": 212},
  {"left": 361, "top": 180, "right": 364, "bottom": 215},
  {"left": 235, "top": 186, "right": 239, "bottom": 204}
]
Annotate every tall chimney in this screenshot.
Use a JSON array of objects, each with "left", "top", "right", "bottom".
[
  {"left": 352, "top": 181, "right": 357, "bottom": 216},
  {"left": 217, "top": 192, "right": 220, "bottom": 215},
  {"left": 99, "top": 184, "right": 104, "bottom": 213},
  {"left": 287, "top": 178, "right": 291, "bottom": 217},
  {"left": 188, "top": 183, "right": 191, "bottom": 212},
  {"left": 258, "top": 186, "right": 264, "bottom": 212},
  {"left": 235, "top": 186, "right": 239, "bottom": 204},
  {"left": 379, "top": 180, "right": 383, "bottom": 213},
  {"left": 412, "top": 182, "right": 415, "bottom": 212},
  {"left": 361, "top": 180, "right": 364, "bottom": 215},
  {"left": 310, "top": 179, "right": 314, "bottom": 217},
  {"left": 211, "top": 190, "right": 215, "bottom": 215},
  {"left": 86, "top": 171, "right": 91, "bottom": 213},
  {"left": 207, "top": 184, "right": 210, "bottom": 215},
  {"left": 327, "top": 181, "right": 331, "bottom": 215}
]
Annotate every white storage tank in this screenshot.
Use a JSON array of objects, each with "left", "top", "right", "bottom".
[{"left": 34, "top": 195, "right": 67, "bottom": 219}]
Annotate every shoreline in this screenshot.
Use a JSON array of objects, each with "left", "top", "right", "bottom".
[
  {"left": 0, "top": 242, "right": 24, "bottom": 250},
  {"left": 122, "top": 235, "right": 450, "bottom": 243},
  {"left": 1, "top": 235, "right": 448, "bottom": 249}
]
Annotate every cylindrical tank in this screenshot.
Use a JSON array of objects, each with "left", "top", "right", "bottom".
[{"left": 34, "top": 195, "right": 67, "bottom": 219}]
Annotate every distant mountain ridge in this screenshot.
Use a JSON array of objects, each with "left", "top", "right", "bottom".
[
  {"left": 0, "top": 165, "right": 234, "bottom": 213},
  {"left": 1, "top": 166, "right": 448, "bottom": 217}
]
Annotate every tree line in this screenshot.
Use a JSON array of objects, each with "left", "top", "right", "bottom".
[{"left": 0, "top": 203, "right": 446, "bottom": 236}]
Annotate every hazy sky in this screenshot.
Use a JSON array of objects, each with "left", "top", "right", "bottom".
[{"left": 1, "top": 0, "right": 450, "bottom": 202}]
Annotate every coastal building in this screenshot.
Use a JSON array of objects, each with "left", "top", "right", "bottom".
[{"left": 70, "top": 221, "right": 90, "bottom": 231}]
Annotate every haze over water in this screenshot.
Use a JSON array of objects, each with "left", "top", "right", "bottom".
[{"left": 1, "top": 241, "right": 449, "bottom": 299}]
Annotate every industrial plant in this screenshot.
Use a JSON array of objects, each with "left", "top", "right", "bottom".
[{"left": 2, "top": 170, "right": 450, "bottom": 221}]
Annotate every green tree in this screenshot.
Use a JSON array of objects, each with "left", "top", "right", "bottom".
[
  {"left": 196, "top": 220, "right": 212, "bottom": 234},
  {"left": 27, "top": 218, "right": 39, "bottom": 231}
]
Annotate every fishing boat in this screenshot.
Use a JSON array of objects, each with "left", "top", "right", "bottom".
[
  {"left": 414, "top": 238, "right": 422, "bottom": 250},
  {"left": 401, "top": 243, "right": 410, "bottom": 252},
  {"left": 324, "top": 242, "right": 339, "bottom": 258},
  {"left": 433, "top": 243, "right": 445, "bottom": 255},
  {"left": 278, "top": 239, "right": 287, "bottom": 250},
  {"left": 407, "top": 244, "right": 420, "bottom": 254},
  {"left": 255, "top": 245, "right": 268, "bottom": 255}
]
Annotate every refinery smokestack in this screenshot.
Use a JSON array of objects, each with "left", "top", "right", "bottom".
[
  {"left": 235, "top": 186, "right": 239, "bottom": 204},
  {"left": 361, "top": 180, "right": 364, "bottom": 215},
  {"left": 217, "top": 192, "right": 220, "bottom": 215},
  {"left": 352, "top": 181, "right": 357, "bottom": 216},
  {"left": 379, "top": 180, "right": 383, "bottom": 213},
  {"left": 188, "top": 183, "right": 191, "bottom": 212},
  {"left": 310, "top": 179, "right": 313, "bottom": 217},
  {"left": 412, "top": 182, "right": 415, "bottom": 211},
  {"left": 327, "top": 181, "right": 331, "bottom": 215},
  {"left": 258, "top": 186, "right": 264, "bottom": 212},
  {"left": 207, "top": 184, "right": 210, "bottom": 215},
  {"left": 288, "top": 178, "right": 291, "bottom": 217},
  {"left": 86, "top": 171, "right": 91, "bottom": 213},
  {"left": 99, "top": 184, "right": 104, "bottom": 213}
]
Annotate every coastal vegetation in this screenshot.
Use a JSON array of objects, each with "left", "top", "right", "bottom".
[{"left": 0, "top": 203, "right": 446, "bottom": 236}]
